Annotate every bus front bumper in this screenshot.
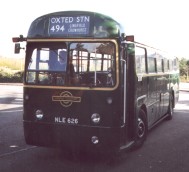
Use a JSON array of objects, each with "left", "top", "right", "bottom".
[{"left": 24, "top": 121, "right": 121, "bottom": 154}]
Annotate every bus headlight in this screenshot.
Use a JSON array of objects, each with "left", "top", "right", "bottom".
[
  {"left": 35, "top": 109, "right": 44, "bottom": 120},
  {"left": 91, "top": 113, "right": 101, "bottom": 124}
]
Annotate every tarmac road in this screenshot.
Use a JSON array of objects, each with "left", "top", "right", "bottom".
[{"left": 0, "top": 83, "right": 189, "bottom": 172}]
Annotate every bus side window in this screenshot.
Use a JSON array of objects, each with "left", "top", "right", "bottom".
[
  {"left": 156, "top": 58, "right": 163, "bottom": 73},
  {"left": 164, "top": 59, "right": 168, "bottom": 72},
  {"left": 169, "top": 60, "right": 173, "bottom": 71},
  {"left": 147, "top": 50, "right": 156, "bottom": 73},
  {"left": 173, "top": 58, "right": 179, "bottom": 71},
  {"left": 135, "top": 47, "right": 146, "bottom": 74}
]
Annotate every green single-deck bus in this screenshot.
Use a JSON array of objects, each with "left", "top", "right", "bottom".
[{"left": 13, "top": 11, "right": 179, "bottom": 155}]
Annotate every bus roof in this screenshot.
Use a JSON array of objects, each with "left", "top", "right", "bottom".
[{"left": 27, "top": 11, "right": 124, "bottom": 39}]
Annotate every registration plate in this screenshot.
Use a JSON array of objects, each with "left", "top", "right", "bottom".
[{"left": 55, "top": 117, "right": 78, "bottom": 124}]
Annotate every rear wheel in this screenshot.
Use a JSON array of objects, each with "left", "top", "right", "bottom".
[{"left": 133, "top": 109, "right": 148, "bottom": 148}]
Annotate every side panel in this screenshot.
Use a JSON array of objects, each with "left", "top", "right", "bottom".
[{"left": 134, "top": 45, "right": 177, "bottom": 128}]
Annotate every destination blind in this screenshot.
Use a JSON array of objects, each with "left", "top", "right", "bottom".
[{"left": 49, "top": 16, "right": 90, "bottom": 35}]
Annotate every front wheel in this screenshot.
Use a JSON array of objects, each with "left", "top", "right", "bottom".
[{"left": 133, "top": 109, "right": 148, "bottom": 149}]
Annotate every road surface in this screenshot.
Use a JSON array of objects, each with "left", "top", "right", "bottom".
[{"left": 0, "top": 84, "right": 189, "bottom": 172}]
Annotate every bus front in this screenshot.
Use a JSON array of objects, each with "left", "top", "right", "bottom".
[{"left": 14, "top": 11, "right": 127, "bottom": 154}]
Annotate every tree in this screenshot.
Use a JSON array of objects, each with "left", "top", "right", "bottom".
[
  {"left": 179, "top": 58, "right": 188, "bottom": 76},
  {"left": 179, "top": 58, "right": 189, "bottom": 80},
  {"left": 187, "top": 60, "right": 189, "bottom": 80}
]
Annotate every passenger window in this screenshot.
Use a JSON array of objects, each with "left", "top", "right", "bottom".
[
  {"left": 164, "top": 59, "right": 168, "bottom": 72},
  {"left": 156, "top": 58, "right": 163, "bottom": 72},
  {"left": 169, "top": 60, "right": 173, "bottom": 71},
  {"left": 173, "top": 58, "right": 179, "bottom": 71},
  {"left": 148, "top": 57, "right": 156, "bottom": 73},
  {"left": 135, "top": 47, "right": 146, "bottom": 74},
  {"left": 147, "top": 50, "right": 156, "bottom": 73}
]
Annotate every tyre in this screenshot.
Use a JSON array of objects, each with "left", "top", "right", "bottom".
[{"left": 133, "top": 109, "right": 148, "bottom": 149}]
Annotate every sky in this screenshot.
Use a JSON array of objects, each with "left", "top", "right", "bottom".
[{"left": 1, "top": 0, "right": 189, "bottom": 59}]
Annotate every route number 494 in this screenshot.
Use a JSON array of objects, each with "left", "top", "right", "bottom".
[{"left": 50, "top": 25, "right": 65, "bottom": 32}]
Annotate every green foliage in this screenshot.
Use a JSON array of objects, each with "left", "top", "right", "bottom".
[
  {"left": 0, "top": 68, "right": 23, "bottom": 83},
  {"left": 179, "top": 57, "right": 189, "bottom": 82},
  {"left": 0, "top": 57, "right": 24, "bottom": 83}
]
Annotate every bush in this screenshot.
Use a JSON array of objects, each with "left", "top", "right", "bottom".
[
  {"left": 180, "top": 75, "right": 189, "bottom": 83},
  {"left": 0, "top": 68, "right": 23, "bottom": 83}
]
